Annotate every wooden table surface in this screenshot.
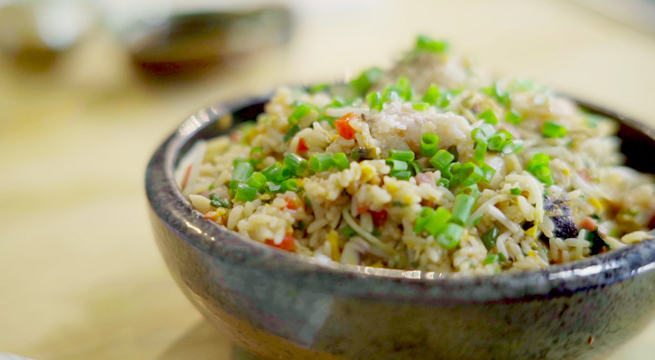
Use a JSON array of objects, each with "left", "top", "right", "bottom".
[{"left": 1, "top": 0, "right": 655, "bottom": 359}]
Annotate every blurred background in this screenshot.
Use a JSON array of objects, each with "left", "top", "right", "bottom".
[{"left": 1, "top": 0, "right": 655, "bottom": 359}]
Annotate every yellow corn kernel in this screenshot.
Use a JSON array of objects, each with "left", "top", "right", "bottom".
[
  {"left": 527, "top": 250, "right": 536, "bottom": 257},
  {"left": 562, "top": 168, "right": 570, "bottom": 176},
  {"left": 371, "top": 261, "right": 384, "bottom": 268},
  {"left": 525, "top": 226, "right": 537, "bottom": 238},
  {"left": 385, "top": 180, "right": 399, "bottom": 194},
  {"left": 589, "top": 198, "right": 602, "bottom": 211},
  {"left": 327, "top": 230, "right": 341, "bottom": 262},
  {"left": 360, "top": 164, "right": 376, "bottom": 182}
]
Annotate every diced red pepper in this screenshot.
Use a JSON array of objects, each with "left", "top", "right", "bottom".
[
  {"left": 335, "top": 112, "right": 358, "bottom": 140},
  {"left": 297, "top": 138, "right": 309, "bottom": 152},
  {"left": 371, "top": 209, "right": 388, "bottom": 227},
  {"left": 265, "top": 233, "right": 295, "bottom": 252},
  {"left": 285, "top": 198, "right": 299, "bottom": 210}
]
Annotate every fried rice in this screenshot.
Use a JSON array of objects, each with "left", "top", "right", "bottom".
[{"left": 178, "top": 35, "right": 655, "bottom": 275}]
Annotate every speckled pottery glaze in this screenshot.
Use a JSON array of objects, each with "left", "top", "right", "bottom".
[{"left": 146, "top": 95, "right": 655, "bottom": 360}]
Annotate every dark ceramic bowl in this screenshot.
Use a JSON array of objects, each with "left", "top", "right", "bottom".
[{"left": 146, "top": 95, "right": 655, "bottom": 360}]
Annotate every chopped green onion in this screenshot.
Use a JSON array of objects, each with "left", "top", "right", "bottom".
[
  {"left": 422, "top": 84, "right": 440, "bottom": 105},
  {"left": 265, "top": 182, "right": 282, "bottom": 193},
  {"left": 447, "top": 146, "right": 459, "bottom": 161},
  {"left": 429, "top": 149, "right": 455, "bottom": 170},
  {"left": 397, "top": 76, "right": 410, "bottom": 88},
  {"left": 230, "top": 161, "right": 254, "bottom": 189},
  {"left": 498, "top": 253, "right": 507, "bottom": 261},
  {"left": 414, "top": 207, "right": 435, "bottom": 234},
  {"left": 436, "top": 178, "right": 450, "bottom": 188},
  {"left": 484, "top": 82, "right": 511, "bottom": 105},
  {"left": 389, "top": 149, "right": 415, "bottom": 161},
  {"left": 505, "top": 109, "right": 522, "bottom": 124},
  {"left": 471, "top": 216, "right": 483, "bottom": 226},
  {"left": 209, "top": 193, "right": 230, "bottom": 208},
  {"left": 284, "top": 154, "right": 308, "bottom": 176},
  {"left": 451, "top": 194, "right": 476, "bottom": 226},
  {"left": 497, "top": 130, "right": 514, "bottom": 140},
  {"left": 478, "top": 109, "right": 498, "bottom": 124},
  {"left": 437, "top": 93, "right": 452, "bottom": 108},
  {"left": 281, "top": 179, "right": 299, "bottom": 192},
  {"left": 526, "top": 153, "right": 550, "bottom": 172},
  {"left": 488, "top": 133, "right": 508, "bottom": 151},
  {"left": 246, "top": 172, "right": 267, "bottom": 191},
  {"left": 459, "top": 162, "right": 484, "bottom": 186},
  {"left": 381, "top": 88, "right": 402, "bottom": 103},
  {"left": 284, "top": 124, "right": 301, "bottom": 142},
  {"left": 234, "top": 183, "right": 257, "bottom": 201},
  {"left": 341, "top": 226, "right": 357, "bottom": 238},
  {"left": 481, "top": 163, "right": 496, "bottom": 183},
  {"left": 393, "top": 77, "right": 414, "bottom": 101},
  {"left": 309, "top": 84, "right": 328, "bottom": 94},
  {"left": 289, "top": 104, "right": 313, "bottom": 125},
  {"left": 262, "top": 162, "right": 290, "bottom": 182},
  {"left": 367, "top": 92, "right": 383, "bottom": 111},
  {"left": 416, "top": 35, "right": 449, "bottom": 54},
  {"left": 386, "top": 159, "right": 409, "bottom": 172},
  {"left": 410, "top": 161, "right": 422, "bottom": 175},
  {"left": 472, "top": 124, "right": 496, "bottom": 141},
  {"left": 510, "top": 187, "right": 522, "bottom": 195},
  {"left": 210, "top": 199, "right": 230, "bottom": 208},
  {"left": 533, "top": 164, "right": 554, "bottom": 185},
  {"left": 501, "top": 139, "right": 524, "bottom": 154},
  {"left": 482, "top": 226, "right": 499, "bottom": 250},
  {"left": 412, "top": 102, "right": 430, "bottom": 111},
  {"left": 351, "top": 147, "right": 376, "bottom": 161},
  {"left": 250, "top": 147, "right": 264, "bottom": 163},
  {"left": 437, "top": 222, "right": 463, "bottom": 249},
  {"left": 420, "top": 133, "right": 440, "bottom": 158},
  {"left": 350, "top": 67, "right": 383, "bottom": 95},
  {"left": 330, "top": 96, "right": 346, "bottom": 108},
  {"left": 542, "top": 121, "right": 567, "bottom": 138},
  {"left": 309, "top": 153, "right": 335, "bottom": 173},
  {"left": 473, "top": 140, "right": 487, "bottom": 164},
  {"left": 233, "top": 157, "right": 247, "bottom": 167},
  {"left": 391, "top": 170, "right": 412, "bottom": 180},
  {"left": 333, "top": 152, "right": 349, "bottom": 170},
  {"left": 448, "top": 177, "right": 461, "bottom": 190},
  {"left": 483, "top": 254, "right": 499, "bottom": 265},
  {"left": 424, "top": 207, "right": 451, "bottom": 236},
  {"left": 458, "top": 184, "right": 480, "bottom": 199},
  {"left": 447, "top": 162, "right": 462, "bottom": 179}
]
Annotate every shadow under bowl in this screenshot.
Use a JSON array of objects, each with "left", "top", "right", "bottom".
[{"left": 145, "top": 95, "right": 655, "bottom": 360}]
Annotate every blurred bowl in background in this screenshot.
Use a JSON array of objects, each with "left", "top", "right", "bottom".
[
  {"left": 120, "top": 6, "right": 293, "bottom": 78},
  {"left": 0, "top": 1, "right": 92, "bottom": 71}
]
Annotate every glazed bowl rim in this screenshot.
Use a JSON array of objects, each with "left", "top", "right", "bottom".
[{"left": 145, "top": 92, "right": 655, "bottom": 303}]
